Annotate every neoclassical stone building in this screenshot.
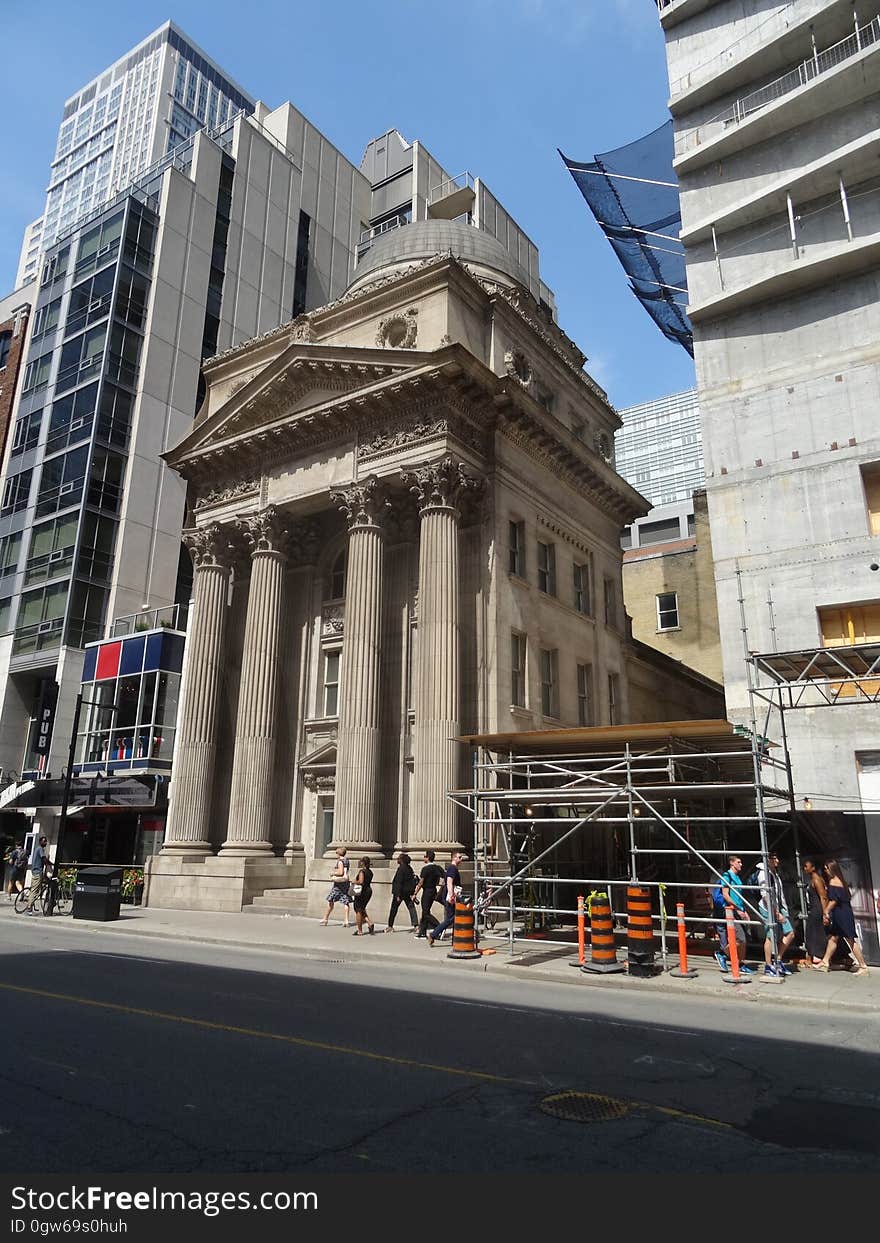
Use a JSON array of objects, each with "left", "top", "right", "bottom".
[{"left": 145, "top": 221, "right": 719, "bottom": 912}]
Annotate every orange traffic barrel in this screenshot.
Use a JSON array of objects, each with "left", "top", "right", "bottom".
[
  {"left": 582, "top": 892, "right": 624, "bottom": 974},
  {"left": 626, "top": 884, "right": 656, "bottom": 978},
  {"left": 447, "top": 898, "right": 481, "bottom": 960}
]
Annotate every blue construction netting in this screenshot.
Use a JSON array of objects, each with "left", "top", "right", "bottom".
[{"left": 560, "top": 120, "right": 693, "bottom": 356}]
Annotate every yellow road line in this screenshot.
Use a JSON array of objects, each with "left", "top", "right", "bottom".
[{"left": 0, "top": 981, "right": 536, "bottom": 1088}]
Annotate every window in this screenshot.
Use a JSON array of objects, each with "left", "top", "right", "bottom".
[
  {"left": 638, "top": 517, "right": 683, "bottom": 546},
  {"left": 577, "top": 663, "right": 593, "bottom": 726},
  {"left": 292, "top": 210, "right": 311, "bottom": 318},
  {"left": 75, "top": 210, "right": 123, "bottom": 277},
  {"left": 0, "top": 532, "right": 22, "bottom": 578},
  {"left": 318, "top": 799, "right": 335, "bottom": 854},
  {"left": 68, "top": 581, "right": 108, "bottom": 647},
  {"left": 608, "top": 673, "right": 620, "bottom": 726},
  {"left": 511, "top": 631, "right": 527, "bottom": 708},
  {"left": 537, "top": 541, "right": 556, "bottom": 595},
  {"left": 509, "top": 520, "right": 525, "bottom": 577},
  {"left": 47, "top": 383, "right": 99, "bottom": 454},
  {"left": 818, "top": 602, "right": 880, "bottom": 647},
  {"left": 603, "top": 576, "right": 617, "bottom": 629},
  {"left": 322, "top": 651, "right": 340, "bottom": 717},
  {"left": 87, "top": 449, "right": 126, "bottom": 513},
  {"left": 31, "top": 298, "right": 62, "bottom": 341},
  {"left": 26, "top": 514, "right": 78, "bottom": 584},
  {"left": 573, "top": 559, "right": 593, "bottom": 616},
  {"left": 0, "top": 332, "right": 11, "bottom": 369},
  {"left": 540, "top": 648, "right": 558, "bottom": 718},
  {"left": 862, "top": 464, "right": 880, "bottom": 536},
  {"left": 329, "top": 551, "right": 346, "bottom": 600},
  {"left": 0, "top": 597, "right": 14, "bottom": 634},
  {"left": 40, "top": 247, "right": 69, "bottom": 288},
  {"left": 66, "top": 267, "right": 114, "bottom": 336},
  {"left": 11, "top": 410, "right": 42, "bottom": 456},
  {"left": 23, "top": 352, "right": 53, "bottom": 395},
  {"left": 656, "top": 592, "right": 679, "bottom": 631},
  {"left": 57, "top": 323, "right": 106, "bottom": 391},
  {"left": 1, "top": 469, "right": 32, "bottom": 515}
]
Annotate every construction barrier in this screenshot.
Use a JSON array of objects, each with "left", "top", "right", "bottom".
[
  {"left": 582, "top": 892, "right": 624, "bottom": 974},
  {"left": 722, "top": 904, "right": 750, "bottom": 985},
  {"left": 447, "top": 898, "right": 482, "bottom": 960},
  {"left": 669, "top": 901, "right": 698, "bottom": 978},
  {"left": 626, "top": 884, "right": 656, "bottom": 978}
]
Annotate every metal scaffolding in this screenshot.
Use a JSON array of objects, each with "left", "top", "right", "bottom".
[{"left": 449, "top": 720, "right": 796, "bottom": 964}]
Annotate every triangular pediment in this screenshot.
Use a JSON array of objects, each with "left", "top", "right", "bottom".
[
  {"left": 299, "top": 738, "right": 337, "bottom": 769},
  {"left": 168, "top": 342, "right": 431, "bottom": 467}
]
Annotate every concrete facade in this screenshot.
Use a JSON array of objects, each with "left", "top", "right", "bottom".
[
  {"left": 146, "top": 220, "right": 723, "bottom": 913},
  {"left": 658, "top": 0, "right": 880, "bottom": 811}
]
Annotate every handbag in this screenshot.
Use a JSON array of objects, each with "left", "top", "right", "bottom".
[{"left": 353, "top": 883, "right": 363, "bottom": 896}]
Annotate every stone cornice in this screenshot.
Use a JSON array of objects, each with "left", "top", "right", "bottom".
[{"left": 496, "top": 389, "right": 648, "bottom": 525}]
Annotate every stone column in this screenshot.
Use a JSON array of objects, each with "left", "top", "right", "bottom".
[
  {"left": 221, "top": 507, "right": 291, "bottom": 856},
  {"left": 329, "top": 477, "right": 389, "bottom": 850},
  {"left": 163, "top": 524, "right": 238, "bottom": 856},
  {"left": 404, "top": 458, "right": 483, "bottom": 847}
]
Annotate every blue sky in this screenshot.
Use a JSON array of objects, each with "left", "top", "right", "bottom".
[{"left": 0, "top": 0, "right": 696, "bottom": 408}]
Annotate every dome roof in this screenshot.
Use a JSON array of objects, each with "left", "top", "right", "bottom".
[{"left": 346, "top": 219, "right": 530, "bottom": 294}]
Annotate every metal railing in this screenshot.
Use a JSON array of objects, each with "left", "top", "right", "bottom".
[
  {"left": 428, "top": 171, "right": 475, "bottom": 204},
  {"left": 110, "top": 603, "right": 181, "bottom": 637},
  {"left": 679, "top": 16, "right": 880, "bottom": 155}
]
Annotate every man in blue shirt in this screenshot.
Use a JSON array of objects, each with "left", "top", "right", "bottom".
[{"left": 714, "top": 854, "right": 753, "bottom": 974}]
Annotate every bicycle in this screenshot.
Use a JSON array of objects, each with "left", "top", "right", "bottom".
[
  {"left": 14, "top": 869, "right": 73, "bottom": 916},
  {"left": 14, "top": 875, "right": 46, "bottom": 915}
]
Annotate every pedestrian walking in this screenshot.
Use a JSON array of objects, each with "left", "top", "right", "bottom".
[
  {"left": 5, "top": 841, "right": 26, "bottom": 900},
  {"left": 710, "top": 855, "right": 754, "bottom": 974},
  {"left": 321, "top": 847, "right": 352, "bottom": 926},
  {"left": 756, "top": 852, "right": 796, "bottom": 976},
  {"left": 427, "top": 851, "right": 465, "bottom": 947},
  {"left": 385, "top": 852, "right": 418, "bottom": 932},
  {"left": 351, "top": 857, "right": 374, "bottom": 935},
  {"left": 802, "top": 857, "right": 829, "bottom": 966},
  {"left": 815, "top": 860, "right": 870, "bottom": 976},
  {"left": 413, "top": 849, "right": 444, "bottom": 938}
]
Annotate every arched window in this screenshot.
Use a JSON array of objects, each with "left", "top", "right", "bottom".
[{"left": 329, "top": 550, "right": 346, "bottom": 600}]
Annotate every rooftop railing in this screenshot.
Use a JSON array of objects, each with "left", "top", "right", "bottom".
[{"left": 428, "top": 171, "right": 475, "bottom": 204}]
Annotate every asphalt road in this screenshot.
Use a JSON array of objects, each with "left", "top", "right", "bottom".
[{"left": 1, "top": 916, "right": 878, "bottom": 1174}]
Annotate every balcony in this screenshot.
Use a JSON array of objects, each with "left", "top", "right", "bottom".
[
  {"left": 111, "top": 604, "right": 182, "bottom": 638},
  {"left": 677, "top": 17, "right": 880, "bottom": 160},
  {"left": 355, "top": 213, "right": 411, "bottom": 263},
  {"left": 427, "top": 172, "right": 475, "bottom": 221}
]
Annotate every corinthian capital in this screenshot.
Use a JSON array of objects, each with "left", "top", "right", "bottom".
[
  {"left": 402, "top": 458, "right": 484, "bottom": 516},
  {"left": 331, "top": 476, "right": 390, "bottom": 532},
  {"left": 183, "top": 523, "right": 240, "bottom": 570},
  {"left": 235, "top": 506, "right": 292, "bottom": 557}
]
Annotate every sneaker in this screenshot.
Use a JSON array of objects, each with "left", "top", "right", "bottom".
[
  {"left": 714, "top": 951, "right": 729, "bottom": 972},
  {"left": 738, "top": 964, "right": 754, "bottom": 975},
  {"left": 775, "top": 961, "right": 792, "bottom": 976},
  {"left": 763, "top": 965, "right": 777, "bottom": 977}
]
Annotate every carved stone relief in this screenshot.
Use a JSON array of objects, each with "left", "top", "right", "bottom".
[{"left": 376, "top": 307, "right": 418, "bottom": 350}]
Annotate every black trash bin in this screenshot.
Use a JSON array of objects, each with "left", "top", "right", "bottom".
[{"left": 73, "top": 866, "right": 123, "bottom": 921}]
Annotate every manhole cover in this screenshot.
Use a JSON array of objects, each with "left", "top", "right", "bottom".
[{"left": 538, "top": 1091, "right": 633, "bottom": 1123}]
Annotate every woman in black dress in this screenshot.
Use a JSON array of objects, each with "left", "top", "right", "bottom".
[
  {"left": 352, "top": 857, "right": 374, "bottom": 936},
  {"left": 802, "top": 857, "right": 828, "bottom": 966},
  {"left": 816, "top": 860, "right": 869, "bottom": 976},
  {"left": 385, "top": 852, "right": 418, "bottom": 932}
]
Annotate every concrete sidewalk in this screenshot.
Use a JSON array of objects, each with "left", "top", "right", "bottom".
[{"left": 2, "top": 901, "right": 877, "bottom": 1014}]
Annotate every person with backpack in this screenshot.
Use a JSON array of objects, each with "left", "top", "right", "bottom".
[
  {"left": 711, "top": 855, "right": 753, "bottom": 974},
  {"left": 755, "top": 852, "right": 796, "bottom": 977}
]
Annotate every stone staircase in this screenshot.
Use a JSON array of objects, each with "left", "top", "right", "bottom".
[{"left": 245, "top": 887, "right": 309, "bottom": 916}]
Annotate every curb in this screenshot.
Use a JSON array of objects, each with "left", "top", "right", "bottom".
[{"left": 26, "top": 913, "right": 879, "bottom": 1017}]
